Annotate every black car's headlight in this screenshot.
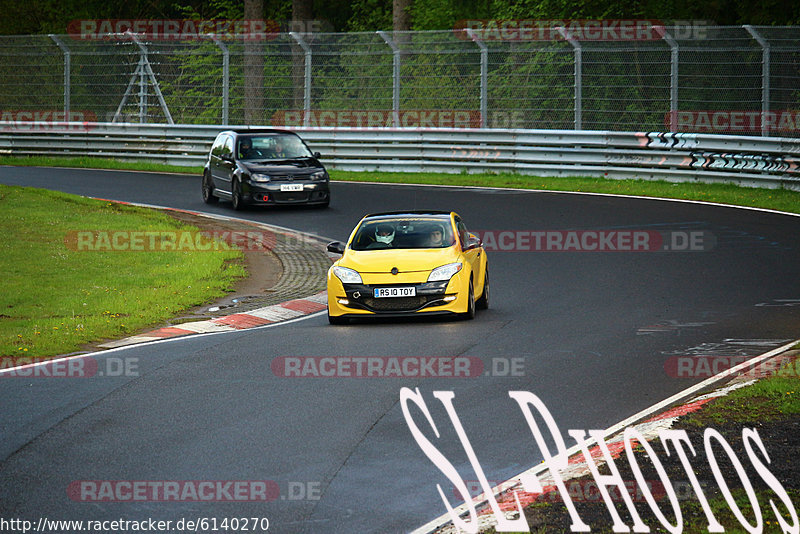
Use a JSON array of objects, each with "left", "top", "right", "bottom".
[
  {"left": 311, "top": 171, "right": 327, "bottom": 181},
  {"left": 251, "top": 173, "right": 271, "bottom": 183}
]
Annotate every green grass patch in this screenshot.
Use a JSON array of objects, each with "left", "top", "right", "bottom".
[
  {"left": 331, "top": 171, "right": 800, "bottom": 215},
  {"left": 2, "top": 156, "right": 800, "bottom": 215},
  {"left": 0, "top": 155, "right": 205, "bottom": 175},
  {"left": 0, "top": 184, "right": 245, "bottom": 359},
  {"left": 681, "top": 358, "right": 800, "bottom": 427},
  {"left": 519, "top": 487, "right": 800, "bottom": 533}
]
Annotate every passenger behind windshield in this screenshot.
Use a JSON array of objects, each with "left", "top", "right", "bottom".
[
  {"left": 351, "top": 220, "right": 455, "bottom": 250},
  {"left": 238, "top": 135, "right": 313, "bottom": 161}
]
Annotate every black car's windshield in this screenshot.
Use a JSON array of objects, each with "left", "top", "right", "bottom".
[
  {"left": 237, "top": 134, "right": 313, "bottom": 161},
  {"left": 350, "top": 218, "right": 455, "bottom": 250}
]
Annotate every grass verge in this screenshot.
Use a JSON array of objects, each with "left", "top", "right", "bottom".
[
  {"left": 680, "top": 354, "right": 800, "bottom": 426},
  {"left": 0, "top": 184, "right": 246, "bottom": 359},
  {"left": 0, "top": 155, "right": 204, "bottom": 175},
  {"left": 2, "top": 156, "right": 800, "bottom": 215}
]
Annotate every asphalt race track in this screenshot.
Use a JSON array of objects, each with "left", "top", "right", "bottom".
[{"left": 1, "top": 166, "right": 799, "bottom": 533}]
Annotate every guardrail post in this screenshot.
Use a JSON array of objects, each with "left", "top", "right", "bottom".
[
  {"left": 657, "top": 27, "right": 679, "bottom": 132},
  {"left": 744, "top": 25, "right": 771, "bottom": 137},
  {"left": 290, "top": 32, "right": 312, "bottom": 127},
  {"left": 210, "top": 35, "right": 230, "bottom": 125},
  {"left": 557, "top": 27, "right": 582, "bottom": 130},
  {"left": 465, "top": 29, "right": 488, "bottom": 128},
  {"left": 49, "top": 35, "right": 71, "bottom": 120},
  {"left": 377, "top": 31, "right": 401, "bottom": 128}
]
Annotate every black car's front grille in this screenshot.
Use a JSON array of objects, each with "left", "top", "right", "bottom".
[
  {"left": 270, "top": 175, "right": 310, "bottom": 182},
  {"left": 273, "top": 191, "right": 311, "bottom": 203}
]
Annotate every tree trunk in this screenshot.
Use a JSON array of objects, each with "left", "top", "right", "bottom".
[
  {"left": 393, "top": 0, "right": 411, "bottom": 47},
  {"left": 244, "top": 0, "right": 265, "bottom": 124}
]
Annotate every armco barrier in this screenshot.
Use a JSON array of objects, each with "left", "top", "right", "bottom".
[{"left": 1, "top": 123, "right": 799, "bottom": 190}]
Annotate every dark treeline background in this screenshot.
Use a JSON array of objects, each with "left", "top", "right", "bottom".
[{"left": 0, "top": 0, "right": 798, "bottom": 36}]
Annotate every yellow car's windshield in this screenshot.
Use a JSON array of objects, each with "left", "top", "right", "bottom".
[{"left": 350, "top": 219, "right": 455, "bottom": 251}]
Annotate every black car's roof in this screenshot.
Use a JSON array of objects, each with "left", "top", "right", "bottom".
[
  {"left": 362, "top": 211, "right": 453, "bottom": 220},
  {"left": 221, "top": 129, "right": 300, "bottom": 137}
]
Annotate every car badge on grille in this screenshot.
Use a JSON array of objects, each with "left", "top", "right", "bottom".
[{"left": 391, "top": 267, "right": 399, "bottom": 275}]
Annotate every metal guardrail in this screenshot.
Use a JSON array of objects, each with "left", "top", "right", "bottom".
[{"left": 1, "top": 123, "right": 799, "bottom": 190}]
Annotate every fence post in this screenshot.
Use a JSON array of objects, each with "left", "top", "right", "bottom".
[
  {"left": 125, "top": 32, "right": 174, "bottom": 124},
  {"left": 744, "top": 25, "right": 770, "bottom": 137},
  {"left": 465, "top": 29, "right": 488, "bottom": 128},
  {"left": 556, "top": 27, "right": 582, "bottom": 130},
  {"left": 290, "top": 32, "right": 312, "bottom": 127},
  {"left": 377, "top": 31, "right": 401, "bottom": 128},
  {"left": 657, "top": 27, "right": 679, "bottom": 132},
  {"left": 210, "top": 35, "right": 230, "bottom": 125},
  {"left": 49, "top": 35, "right": 71, "bottom": 120}
]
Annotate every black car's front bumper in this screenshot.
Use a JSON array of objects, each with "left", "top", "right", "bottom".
[{"left": 243, "top": 181, "right": 329, "bottom": 205}]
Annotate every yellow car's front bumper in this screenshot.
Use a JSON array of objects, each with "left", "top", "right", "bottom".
[{"left": 326, "top": 270, "right": 472, "bottom": 318}]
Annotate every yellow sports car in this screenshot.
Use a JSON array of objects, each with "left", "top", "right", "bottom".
[{"left": 326, "top": 211, "right": 489, "bottom": 324}]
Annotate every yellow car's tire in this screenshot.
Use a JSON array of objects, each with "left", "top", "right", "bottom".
[
  {"left": 461, "top": 279, "right": 476, "bottom": 320},
  {"left": 328, "top": 311, "right": 348, "bottom": 325},
  {"left": 476, "top": 268, "right": 489, "bottom": 310}
]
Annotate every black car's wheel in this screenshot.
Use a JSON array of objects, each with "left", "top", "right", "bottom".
[
  {"left": 476, "top": 267, "right": 489, "bottom": 310},
  {"left": 461, "top": 279, "right": 476, "bottom": 320},
  {"left": 328, "top": 311, "right": 348, "bottom": 325},
  {"left": 202, "top": 172, "right": 218, "bottom": 204},
  {"left": 231, "top": 179, "right": 244, "bottom": 211}
]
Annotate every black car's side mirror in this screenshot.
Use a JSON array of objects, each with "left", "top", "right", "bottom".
[
  {"left": 220, "top": 153, "right": 234, "bottom": 162},
  {"left": 327, "top": 241, "right": 345, "bottom": 254},
  {"left": 313, "top": 151, "right": 322, "bottom": 159}
]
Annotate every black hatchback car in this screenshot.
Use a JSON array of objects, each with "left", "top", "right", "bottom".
[{"left": 202, "top": 129, "right": 330, "bottom": 209}]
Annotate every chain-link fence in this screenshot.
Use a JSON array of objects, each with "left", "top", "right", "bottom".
[{"left": 1, "top": 26, "right": 799, "bottom": 136}]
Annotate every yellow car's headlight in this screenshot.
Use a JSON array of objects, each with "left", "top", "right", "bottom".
[
  {"left": 427, "top": 262, "right": 462, "bottom": 282},
  {"left": 332, "top": 265, "right": 363, "bottom": 284}
]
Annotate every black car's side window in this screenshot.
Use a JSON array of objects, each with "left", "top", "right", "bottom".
[
  {"left": 222, "top": 136, "right": 234, "bottom": 158},
  {"left": 211, "top": 135, "right": 225, "bottom": 158}
]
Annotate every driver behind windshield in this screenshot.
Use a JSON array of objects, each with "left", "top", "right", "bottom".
[
  {"left": 273, "top": 138, "right": 288, "bottom": 158},
  {"left": 238, "top": 138, "right": 258, "bottom": 159},
  {"left": 366, "top": 224, "right": 395, "bottom": 248}
]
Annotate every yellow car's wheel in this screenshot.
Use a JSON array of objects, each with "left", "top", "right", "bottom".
[
  {"left": 476, "top": 267, "right": 489, "bottom": 310},
  {"left": 462, "top": 279, "right": 476, "bottom": 320},
  {"left": 328, "top": 311, "right": 348, "bottom": 325}
]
